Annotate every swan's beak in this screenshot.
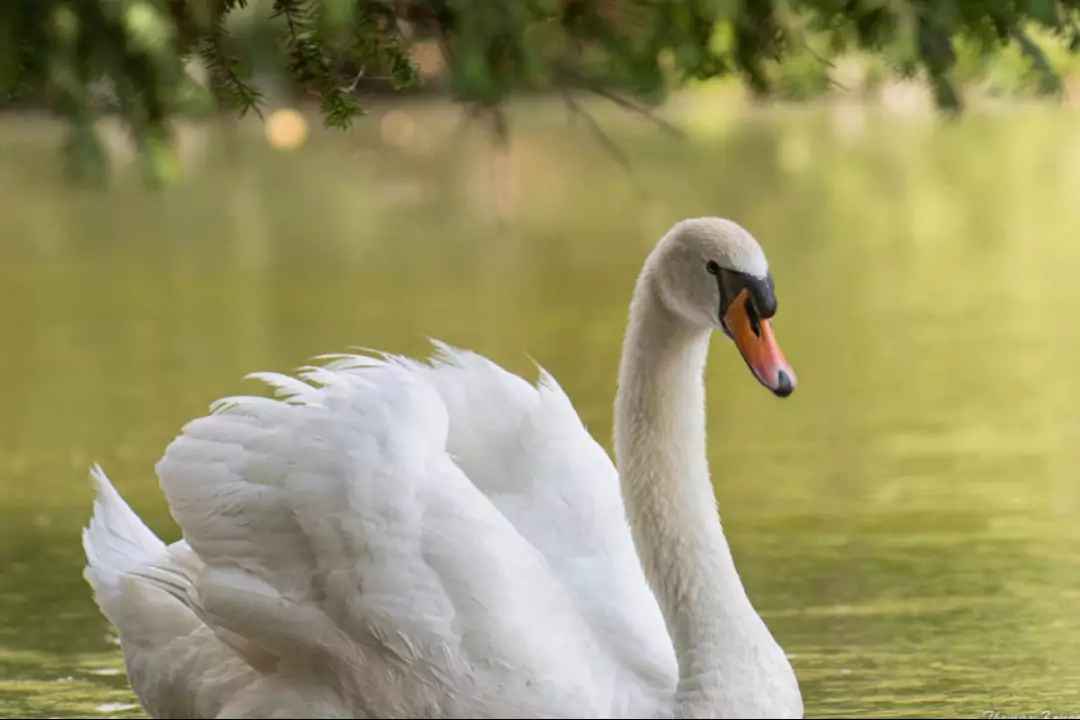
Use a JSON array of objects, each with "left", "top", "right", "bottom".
[{"left": 723, "top": 289, "right": 796, "bottom": 398}]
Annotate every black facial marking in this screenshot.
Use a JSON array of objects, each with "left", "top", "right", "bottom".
[
  {"left": 745, "top": 300, "right": 762, "bottom": 338},
  {"left": 711, "top": 267, "right": 778, "bottom": 325}
]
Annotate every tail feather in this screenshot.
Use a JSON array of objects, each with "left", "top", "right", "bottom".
[
  {"left": 82, "top": 463, "right": 206, "bottom": 651},
  {"left": 83, "top": 464, "right": 166, "bottom": 597},
  {"left": 83, "top": 464, "right": 280, "bottom": 674}
]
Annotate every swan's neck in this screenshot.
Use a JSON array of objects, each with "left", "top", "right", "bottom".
[{"left": 613, "top": 271, "right": 762, "bottom": 712}]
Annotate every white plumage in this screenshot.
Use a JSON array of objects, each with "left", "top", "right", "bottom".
[{"left": 83, "top": 218, "right": 803, "bottom": 719}]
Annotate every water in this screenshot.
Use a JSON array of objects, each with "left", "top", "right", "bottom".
[{"left": 2, "top": 95, "right": 1080, "bottom": 718}]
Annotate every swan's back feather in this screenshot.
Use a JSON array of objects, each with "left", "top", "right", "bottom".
[
  {"left": 151, "top": 347, "right": 673, "bottom": 717},
  {"left": 402, "top": 342, "right": 676, "bottom": 685}
]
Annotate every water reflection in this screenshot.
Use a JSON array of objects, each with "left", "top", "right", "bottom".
[{"left": 2, "top": 99, "right": 1080, "bottom": 718}]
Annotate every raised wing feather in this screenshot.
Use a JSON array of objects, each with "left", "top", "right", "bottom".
[
  {"left": 154, "top": 352, "right": 659, "bottom": 718},
  {"left": 360, "top": 342, "right": 678, "bottom": 687}
]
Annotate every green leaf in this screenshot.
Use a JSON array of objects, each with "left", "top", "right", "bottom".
[{"left": 1029, "top": 0, "right": 1059, "bottom": 27}]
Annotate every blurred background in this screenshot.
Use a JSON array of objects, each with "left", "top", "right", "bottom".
[{"left": 3, "top": 1, "right": 1080, "bottom": 718}]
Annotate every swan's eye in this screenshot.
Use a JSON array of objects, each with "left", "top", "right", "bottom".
[{"left": 706, "top": 261, "right": 720, "bottom": 275}]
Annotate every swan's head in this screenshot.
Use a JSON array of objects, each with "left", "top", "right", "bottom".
[{"left": 652, "top": 217, "right": 796, "bottom": 398}]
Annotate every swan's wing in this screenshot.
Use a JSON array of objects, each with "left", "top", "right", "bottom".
[
  {"left": 154, "top": 357, "right": 649, "bottom": 718},
  {"left": 329, "top": 342, "right": 676, "bottom": 687}
]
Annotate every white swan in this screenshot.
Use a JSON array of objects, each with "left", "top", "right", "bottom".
[{"left": 83, "top": 217, "right": 803, "bottom": 719}]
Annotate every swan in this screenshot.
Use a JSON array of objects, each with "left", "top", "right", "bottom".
[{"left": 82, "top": 216, "right": 803, "bottom": 719}]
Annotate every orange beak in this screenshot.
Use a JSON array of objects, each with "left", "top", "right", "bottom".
[{"left": 723, "top": 289, "right": 796, "bottom": 397}]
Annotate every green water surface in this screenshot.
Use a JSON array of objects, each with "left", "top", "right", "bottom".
[{"left": 2, "top": 98, "right": 1079, "bottom": 718}]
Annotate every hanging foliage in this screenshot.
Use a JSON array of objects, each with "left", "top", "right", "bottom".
[{"left": 2, "top": 0, "right": 1079, "bottom": 182}]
